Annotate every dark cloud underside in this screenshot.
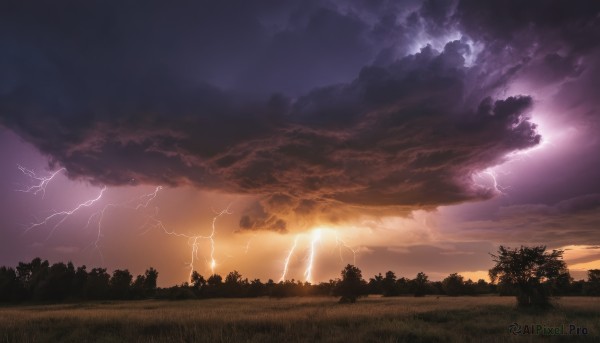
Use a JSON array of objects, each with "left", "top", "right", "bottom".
[{"left": 1, "top": 0, "right": 599, "bottom": 231}]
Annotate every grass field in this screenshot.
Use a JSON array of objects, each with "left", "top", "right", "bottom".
[{"left": 0, "top": 296, "right": 599, "bottom": 342}]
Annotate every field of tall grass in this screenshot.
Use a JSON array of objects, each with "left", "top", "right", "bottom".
[{"left": 0, "top": 296, "right": 598, "bottom": 342}]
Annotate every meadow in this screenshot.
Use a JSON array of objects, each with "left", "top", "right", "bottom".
[{"left": 0, "top": 296, "right": 599, "bottom": 342}]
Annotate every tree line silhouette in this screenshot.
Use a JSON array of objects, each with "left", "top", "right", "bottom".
[
  {"left": 0, "top": 258, "right": 158, "bottom": 302},
  {"left": 1, "top": 246, "right": 599, "bottom": 303}
]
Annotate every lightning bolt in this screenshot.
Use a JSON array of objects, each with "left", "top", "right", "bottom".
[
  {"left": 476, "top": 168, "right": 509, "bottom": 195},
  {"left": 16, "top": 167, "right": 233, "bottom": 283},
  {"left": 88, "top": 186, "right": 163, "bottom": 235},
  {"left": 16, "top": 164, "right": 65, "bottom": 198},
  {"left": 134, "top": 186, "right": 163, "bottom": 210},
  {"left": 142, "top": 205, "right": 232, "bottom": 281},
  {"left": 244, "top": 234, "right": 257, "bottom": 254},
  {"left": 279, "top": 234, "right": 300, "bottom": 282},
  {"left": 138, "top": 213, "right": 197, "bottom": 281},
  {"left": 85, "top": 186, "right": 164, "bottom": 264},
  {"left": 24, "top": 186, "right": 107, "bottom": 239},
  {"left": 16, "top": 165, "right": 167, "bottom": 264},
  {"left": 335, "top": 234, "right": 357, "bottom": 265},
  {"left": 483, "top": 169, "right": 500, "bottom": 194},
  {"left": 304, "top": 229, "right": 321, "bottom": 284},
  {"left": 279, "top": 229, "right": 356, "bottom": 283},
  {"left": 472, "top": 135, "right": 552, "bottom": 197},
  {"left": 206, "top": 207, "right": 232, "bottom": 275}
]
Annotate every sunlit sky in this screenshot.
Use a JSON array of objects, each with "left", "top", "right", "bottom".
[{"left": 1, "top": 1, "right": 599, "bottom": 286}]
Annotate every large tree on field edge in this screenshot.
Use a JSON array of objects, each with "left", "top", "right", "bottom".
[
  {"left": 489, "top": 245, "right": 567, "bottom": 308},
  {"left": 334, "top": 264, "right": 368, "bottom": 303}
]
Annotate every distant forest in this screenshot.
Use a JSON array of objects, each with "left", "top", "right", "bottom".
[{"left": 1, "top": 256, "right": 599, "bottom": 303}]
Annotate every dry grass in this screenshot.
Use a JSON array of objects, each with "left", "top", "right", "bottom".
[{"left": 0, "top": 296, "right": 599, "bottom": 342}]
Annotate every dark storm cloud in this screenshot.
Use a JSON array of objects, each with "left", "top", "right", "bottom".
[
  {"left": 455, "top": 0, "right": 600, "bottom": 48},
  {"left": 452, "top": 0, "right": 600, "bottom": 79},
  {"left": 2, "top": 0, "right": 598, "bottom": 231}
]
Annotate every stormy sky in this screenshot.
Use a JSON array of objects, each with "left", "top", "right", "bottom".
[{"left": 1, "top": 0, "right": 599, "bottom": 285}]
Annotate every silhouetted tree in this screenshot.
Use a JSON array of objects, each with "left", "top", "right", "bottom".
[
  {"left": 547, "top": 271, "right": 572, "bottom": 296},
  {"left": 190, "top": 271, "right": 206, "bottom": 297},
  {"left": 411, "top": 272, "right": 429, "bottom": 297},
  {"left": 314, "top": 280, "right": 336, "bottom": 296},
  {"left": 0, "top": 266, "right": 23, "bottom": 302},
  {"left": 248, "top": 279, "right": 264, "bottom": 297},
  {"left": 72, "top": 265, "right": 88, "bottom": 299},
  {"left": 497, "top": 280, "right": 517, "bottom": 296},
  {"left": 333, "top": 264, "right": 367, "bottom": 303},
  {"left": 225, "top": 271, "right": 242, "bottom": 284},
  {"left": 131, "top": 274, "right": 146, "bottom": 299},
  {"left": 224, "top": 271, "right": 244, "bottom": 297},
  {"left": 206, "top": 274, "right": 223, "bottom": 297},
  {"left": 207, "top": 274, "right": 222, "bottom": 286},
  {"left": 265, "top": 279, "right": 276, "bottom": 296},
  {"left": 368, "top": 273, "right": 383, "bottom": 294},
  {"left": 130, "top": 267, "right": 159, "bottom": 298},
  {"left": 442, "top": 273, "right": 464, "bottom": 296},
  {"left": 489, "top": 245, "right": 567, "bottom": 307},
  {"left": 143, "top": 267, "right": 158, "bottom": 293},
  {"left": 463, "top": 279, "right": 476, "bottom": 295},
  {"left": 474, "top": 279, "right": 491, "bottom": 294},
  {"left": 85, "top": 268, "right": 110, "bottom": 299},
  {"left": 584, "top": 269, "right": 600, "bottom": 296},
  {"left": 110, "top": 269, "right": 133, "bottom": 299},
  {"left": 269, "top": 281, "right": 288, "bottom": 298},
  {"left": 396, "top": 277, "right": 411, "bottom": 295},
  {"left": 40, "top": 262, "right": 76, "bottom": 301},
  {"left": 571, "top": 279, "right": 585, "bottom": 296},
  {"left": 7, "top": 257, "right": 600, "bottom": 303},
  {"left": 17, "top": 258, "right": 50, "bottom": 299},
  {"left": 161, "top": 284, "right": 197, "bottom": 300},
  {"left": 382, "top": 271, "right": 400, "bottom": 296},
  {"left": 431, "top": 281, "right": 444, "bottom": 295},
  {"left": 190, "top": 271, "right": 205, "bottom": 288}
]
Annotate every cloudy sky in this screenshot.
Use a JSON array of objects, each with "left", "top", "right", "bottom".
[{"left": 1, "top": 0, "right": 599, "bottom": 286}]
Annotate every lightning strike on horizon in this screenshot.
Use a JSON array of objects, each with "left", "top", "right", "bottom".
[
  {"left": 17, "top": 168, "right": 357, "bottom": 284},
  {"left": 15, "top": 165, "right": 167, "bottom": 263},
  {"left": 280, "top": 229, "right": 357, "bottom": 283},
  {"left": 16, "top": 164, "right": 65, "bottom": 198},
  {"left": 140, "top": 215, "right": 197, "bottom": 281},
  {"left": 304, "top": 229, "right": 321, "bottom": 284},
  {"left": 279, "top": 234, "right": 300, "bottom": 282},
  {"left": 206, "top": 207, "right": 232, "bottom": 275},
  {"left": 143, "top": 205, "right": 232, "bottom": 281},
  {"left": 17, "top": 174, "right": 231, "bottom": 283}
]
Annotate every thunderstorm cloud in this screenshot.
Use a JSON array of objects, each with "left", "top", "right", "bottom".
[{"left": 1, "top": 0, "right": 599, "bottom": 231}]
